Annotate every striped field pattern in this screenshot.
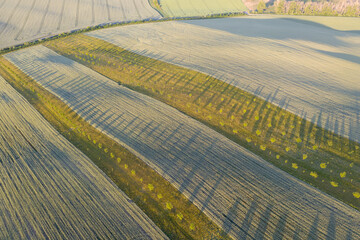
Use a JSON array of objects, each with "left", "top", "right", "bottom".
[
  {"left": 5, "top": 45, "right": 360, "bottom": 239},
  {"left": 0, "top": 75, "right": 167, "bottom": 239},
  {"left": 158, "top": 0, "right": 247, "bottom": 17},
  {"left": 0, "top": 0, "right": 160, "bottom": 49},
  {"left": 86, "top": 15, "right": 360, "bottom": 143}
]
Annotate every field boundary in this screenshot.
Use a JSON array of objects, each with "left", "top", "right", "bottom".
[
  {"left": 0, "top": 56, "right": 231, "bottom": 240},
  {"left": 44, "top": 34, "right": 360, "bottom": 210},
  {"left": 0, "top": 12, "right": 246, "bottom": 55}
]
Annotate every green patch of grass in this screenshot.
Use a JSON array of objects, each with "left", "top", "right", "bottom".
[
  {"left": 44, "top": 34, "right": 360, "bottom": 210},
  {"left": 0, "top": 56, "right": 230, "bottom": 240}
]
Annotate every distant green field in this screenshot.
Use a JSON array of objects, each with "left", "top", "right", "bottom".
[{"left": 158, "top": 0, "right": 248, "bottom": 17}]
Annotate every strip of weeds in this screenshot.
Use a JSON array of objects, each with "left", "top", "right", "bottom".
[
  {"left": 44, "top": 34, "right": 360, "bottom": 210},
  {"left": 0, "top": 56, "right": 231, "bottom": 240}
]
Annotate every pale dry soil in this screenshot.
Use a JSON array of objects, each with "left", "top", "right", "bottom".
[
  {"left": 86, "top": 15, "right": 360, "bottom": 143},
  {"left": 5, "top": 45, "right": 360, "bottom": 240},
  {"left": 0, "top": 75, "right": 167, "bottom": 239}
]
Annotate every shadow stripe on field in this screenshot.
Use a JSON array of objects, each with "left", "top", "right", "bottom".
[
  {"left": 5, "top": 45, "right": 360, "bottom": 240},
  {"left": 0, "top": 76, "right": 168, "bottom": 239},
  {"left": 85, "top": 17, "right": 360, "bottom": 143}
]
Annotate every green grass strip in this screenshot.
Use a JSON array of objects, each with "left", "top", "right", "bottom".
[
  {"left": 0, "top": 56, "right": 231, "bottom": 240},
  {"left": 44, "top": 34, "right": 360, "bottom": 210}
]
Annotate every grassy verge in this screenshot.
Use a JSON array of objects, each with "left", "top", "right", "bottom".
[
  {"left": 44, "top": 34, "right": 360, "bottom": 210},
  {"left": 0, "top": 56, "right": 230, "bottom": 240}
]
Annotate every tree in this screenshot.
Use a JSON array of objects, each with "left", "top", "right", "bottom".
[
  {"left": 320, "top": 3, "right": 336, "bottom": 16},
  {"left": 288, "top": 1, "right": 297, "bottom": 15},
  {"left": 294, "top": 2, "right": 303, "bottom": 15},
  {"left": 257, "top": 0, "right": 267, "bottom": 14},
  {"left": 344, "top": 5, "right": 359, "bottom": 17},
  {"left": 275, "top": 0, "right": 286, "bottom": 14},
  {"left": 304, "top": 3, "right": 313, "bottom": 15}
]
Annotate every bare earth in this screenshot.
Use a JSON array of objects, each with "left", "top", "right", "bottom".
[
  {"left": 0, "top": 0, "right": 160, "bottom": 49},
  {"left": 86, "top": 15, "right": 360, "bottom": 143},
  {"left": 5, "top": 45, "right": 360, "bottom": 240}
]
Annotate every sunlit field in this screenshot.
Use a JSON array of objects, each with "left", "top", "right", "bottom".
[
  {"left": 0, "top": 0, "right": 160, "bottom": 49},
  {"left": 0, "top": 2, "right": 359, "bottom": 239},
  {"left": 157, "top": 0, "right": 247, "bottom": 17},
  {"left": 87, "top": 15, "right": 360, "bottom": 143},
  {"left": 0, "top": 73, "right": 166, "bottom": 239},
  {"left": 2, "top": 32, "right": 359, "bottom": 238}
]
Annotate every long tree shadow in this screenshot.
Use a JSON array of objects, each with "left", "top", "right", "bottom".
[
  {"left": 177, "top": 136, "right": 218, "bottom": 197},
  {"left": 199, "top": 174, "right": 222, "bottom": 213},
  {"left": 272, "top": 211, "right": 288, "bottom": 240},
  {"left": 237, "top": 199, "right": 258, "bottom": 239},
  {"left": 222, "top": 197, "right": 242, "bottom": 238},
  {"left": 307, "top": 214, "right": 319, "bottom": 240},
  {"left": 315, "top": 110, "right": 324, "bottom": 144},
  {"left": 326, "top": 212, "right": 336, "bottom": 240},
  {"left": 346, "top": 230, "right": 353, "bottom": 240},
  {"left": 254, "top": 203, "right": 273, "bottom": 240}
]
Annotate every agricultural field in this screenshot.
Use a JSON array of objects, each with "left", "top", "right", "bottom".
[
  {"left": 280, "top": 15, "right": 360, "bottom": 31},
  {"left": 0, "top": 75, "right": 167, "bottom": 239},
  {"left": 0, "top": 0, "right": 160, "bottom": 49},
  {"left": 86, "top": 14, "right": 360, "bottom": 143},
  {"left": 43, "top": 33, "right": 360, "bottom": 208},
  {"left": 0, "top": 56, "right": 229, "bottom": 239},
  {"left": 4, "top": 45, "right": 360, "bottom": 239},
  {"left": 156, "top": 0, "right": 248, "bottom": 17}
]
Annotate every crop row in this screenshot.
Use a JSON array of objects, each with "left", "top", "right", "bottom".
[
  {"left": 0, "top": 55, "right": 229, "bottom": 240},
  {"left": 0, "top": 72, "right": 166, "bottom": 239},
  {"left": 5, "top": 44, "right": 360, "bottom": 239},
  {"left": 44, "top": 34, "right": 360, "bottom": 209},
  {"left": 0, "top": 0, "right": 160, "bottom": 50},
  {"left": 86, "top": 19, "right": 360, "bottom": 143}
]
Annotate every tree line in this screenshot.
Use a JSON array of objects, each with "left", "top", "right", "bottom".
[{"left": 257, "top": 0, "right": 360, "bottom": 17}]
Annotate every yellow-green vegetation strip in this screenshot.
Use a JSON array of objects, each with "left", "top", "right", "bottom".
[
  {"left": 0, "top": 56, "right": 230, "bottom": 240},
  {"left": 44, "top": 34, "right": 360, "bottom": 210}
]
